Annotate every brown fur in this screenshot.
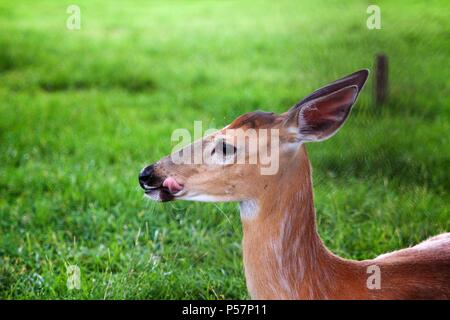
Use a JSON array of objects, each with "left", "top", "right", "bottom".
[
  {"left": 242, "top": 145, "right": 450, "bottom": 299},
  {"left": 142, "top": 70, "right": 450, "bottom": 299},
  {"left": 228, "top": 111, "right": 282, "bottom": 130},
  {"left": 147, "top": 111, "right": 450, "bottom": 299}
]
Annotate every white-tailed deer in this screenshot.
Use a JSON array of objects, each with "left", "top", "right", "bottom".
[{"left": 139, "top": 70, "right": 450, "bottom": 299}]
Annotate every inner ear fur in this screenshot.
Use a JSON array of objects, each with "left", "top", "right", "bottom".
[{"left": 289, "top": 85, "right": 359, "bottom": 141}]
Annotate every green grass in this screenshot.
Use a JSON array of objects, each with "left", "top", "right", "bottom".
[{"left": 0, "top": 0, "right": 449, "bottom": 299}]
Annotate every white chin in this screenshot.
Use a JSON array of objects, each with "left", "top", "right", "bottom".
[
  {"left": 177, "top": 193, "right": 231, "bottom": 202},
  {"left": 144, "top": 190, "right": 231, "bottom": 203},
  {"left": 144, "top": 189, "right": 174, "bottom": 202},
  {"left": 144, "top": 191, "right": 162, "bottom": 201}
]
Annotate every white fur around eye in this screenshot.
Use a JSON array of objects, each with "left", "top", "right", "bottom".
[
  {"left": 209, "top": 139, "right": 236, "bottom": 165},
  {"left": 211, "top": 149, "right": 235, "bottom": 165}
]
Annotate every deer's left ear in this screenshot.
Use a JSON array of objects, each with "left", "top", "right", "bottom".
[{"left": 284, "top": 70, "right": 368, "bottom": 142}]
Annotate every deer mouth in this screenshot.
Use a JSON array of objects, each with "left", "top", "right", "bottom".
[
  {"left": 144, "top": 187, "right": 175, "bottom": 202},
  {"left": 143, "top": 177, "right": 184, "bottom": 202}
]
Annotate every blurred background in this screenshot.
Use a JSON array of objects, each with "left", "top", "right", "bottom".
[{"left": 0, "top": 0, "right": 448, "bottom": 299}]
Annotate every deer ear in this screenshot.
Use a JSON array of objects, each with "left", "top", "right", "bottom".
[
  {"left": 295, "top": 69, "right": 369, "bottom": 107},
  {"left": 284, "top": 69, "right": 369, "bottom": 142},
  {"left": 284, "top": 85, "right": 359, "bottom": 142}
]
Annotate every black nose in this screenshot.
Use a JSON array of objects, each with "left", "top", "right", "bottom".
[{"left": 139, "top": 165, "right": 155, "bottom": 190}]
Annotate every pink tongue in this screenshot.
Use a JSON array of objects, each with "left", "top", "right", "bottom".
[{"left": 162, "top": 177, "right": 183, "bottom": 193}]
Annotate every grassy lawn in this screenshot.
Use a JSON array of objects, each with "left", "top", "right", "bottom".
[{"left": 0, "top": 0, "right": 449, "bottom": 299}]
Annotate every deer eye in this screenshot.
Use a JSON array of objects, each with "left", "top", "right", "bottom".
[{"left": 211, "top": 140, "right": 237, "bottom": 157}]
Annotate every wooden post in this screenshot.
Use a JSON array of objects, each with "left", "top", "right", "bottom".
[{"left": 374, "top": 54, "right": 388, "bottom": 106}]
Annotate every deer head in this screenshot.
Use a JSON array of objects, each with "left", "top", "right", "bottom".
[{"left": 139, "top": 70, "right": 368, "bottom": 204}]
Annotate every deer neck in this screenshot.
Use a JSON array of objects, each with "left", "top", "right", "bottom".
[{"left": 239, "top": 145, "right": 354, "bottom": 299}]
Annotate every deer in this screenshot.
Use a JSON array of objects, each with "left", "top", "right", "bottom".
[{"left": 138, "top": 70, "right": 450, "bottom": 299}]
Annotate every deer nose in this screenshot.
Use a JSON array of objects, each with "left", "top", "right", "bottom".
[{"left": 139, "top": 165, "right": 156, "bottom": 190}]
